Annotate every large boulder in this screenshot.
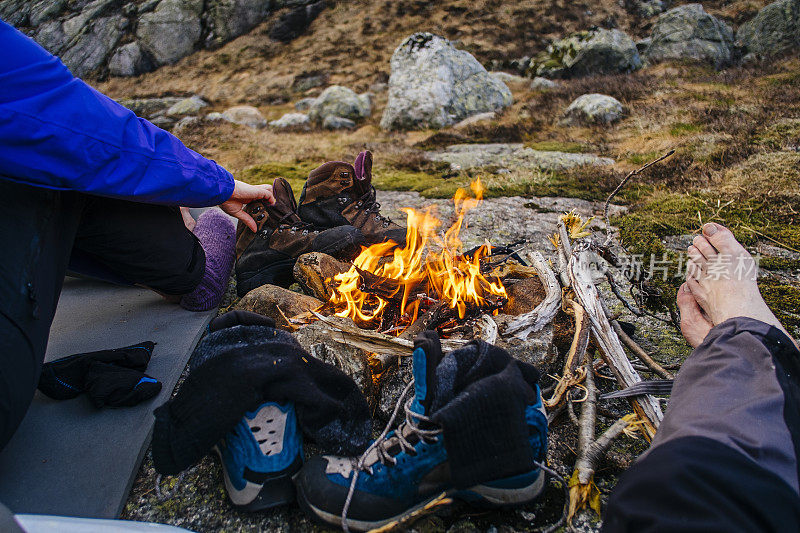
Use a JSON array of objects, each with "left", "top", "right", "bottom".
[
  {"left": 307, "top": 86, "right": 371, "bottom": 123},
  {"left": 380, "top": 33, "right": 513, "bottom": 131},
  {"left": 60, "top": 15, "right": 125, "bottom": 77},
  {"left": 205, "top": 0, "right": 273, "bottom": 47},
  {"left": 530, "top": 28, "right": 642, "bottom": 78},
  {"left": 736, "top": 0, "right": 800, "bottom": 58},
  {"left": 166, "top": 95, "right": 208, "bottom": 117},
  {"left": 425, "top": 143, "right": 614, "bottom": 172},
  {"left": 644, "top": 3, "right": 734, "bottom": 69},
  {"left": 136, "top": 0, "right": 203, "bottom": 66},
  {"left": 561, "top": 94, "right": 625, "bottom": 126}
]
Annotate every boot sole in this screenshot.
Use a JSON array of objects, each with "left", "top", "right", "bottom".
[
  {"left": 214, "top": 446, "right": 298, "bottom": 512},
  {"left": 295, "top": 470, "right": 545, "bottom": 532}
]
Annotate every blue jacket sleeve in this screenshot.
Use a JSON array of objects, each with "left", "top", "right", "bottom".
[{"left": 0, "top": 19, "right": 235, "bottom": 207}]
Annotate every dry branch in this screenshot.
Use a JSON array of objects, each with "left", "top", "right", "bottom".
[
  {"left": 567, "top": 243, "right": 663, "bottom": 439},
  {"left": 505, "top": 251, "right": 562, "bottom": 339}
]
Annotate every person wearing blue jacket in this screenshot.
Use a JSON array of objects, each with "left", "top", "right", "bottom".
[{"left": 0, "top": 19, "right": 274, "bottom": 450}]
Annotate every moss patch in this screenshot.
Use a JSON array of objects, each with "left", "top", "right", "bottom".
[
  {"left": 669, "top": 122, "right": 704, "bottom": 136},
  {"left": 760, "top": 279, "right": 800, "bottom": 334},
  {"left": 525, "top": 140, "right": 593, "bottom": 153}
]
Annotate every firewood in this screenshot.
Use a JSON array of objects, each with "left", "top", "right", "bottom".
[
  {"left": 505, "top": 251, "right": 562, "bottom": 339},
  {"left": 234, "top": 284, "right": 322, "bottom": 329},
  {"left": 567, "top": 242, "right": 663, "bottom": 439},
  {"left": 293, "top": 252, "right": 351, "bottom": 300}
]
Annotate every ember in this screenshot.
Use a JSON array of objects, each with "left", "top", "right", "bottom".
[{"left": 327, "top": 179, "right": 508, "bottom": 334}]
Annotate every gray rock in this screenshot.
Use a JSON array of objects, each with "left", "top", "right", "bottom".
[
  {"left": 292, "top": 72, "right": 328, "bottom": 92},
  {"left": 644, "top": 3, "right": 734, "bottom": 69},
  {"left": 150, "top": 115, "right": 176, "bottom": 129},
  {"left": 560, "top": 93, "right": 625, "bottom": 126},
  {"left": 221, "top": 105, "right": 267, "bottom": 128},
  {"left": 205, "top": 0, "right": 272, "bottom": 47},
  {"left": 490, "top": 71, "right": 529, "bottom": 85},
  {"left": 166, "top": 95, "right": 209, "bottom": 117},
  {"left": 322, "top": 115, "right": 356, "bottom": 130},
  {"left": 269, "top": 112, "right": 311, "bottom": 130},
  {"left": 294, "top": 97, "right": 318, "bottom": 111},
  {"left": 108, "top": 42, "right": 148, "bottom": 77},
  {"left": 638, "top": 0, "right": 668, "bottom": 18},
  {"left": 173, "top": 116, "right": 200, "bottom": 133},
  {"left": 530, "top": 28, "right": 642, "bottom": 78},
  {"left": 29, "top": 0, "right": 66, "bottom": 27},
  {"left": 120, "top": 97, "right": 184, "bottom": 118},
  {"left": 561, "top": 93, "right": 624, "bottom": 126},
  {"left": 63, "top": 0, "right": 118, "bottom": 40},
  {"left": 530, "top": 76, "right": 559, "bottom": 91},
  {"left": 136, "top": 0, "right": 203, "bottom": 66},
  {"left": 369, "top": 81, "right": 388, "bottom": 93},
  {"left": 308, "top": 86, "right": 371, "bottom": 123},
  {"left": 61, "top": 15, "right": 125, "bottom": 77},
  {"left": 205, "top": 112, "right": 225, "bottom": 121},
  {"left": 380, "top": 33, "right": 513, "bottom": 130},
  {"left": 425, "top": 143, "right": 614, "bottom": 172},
  {"left": 137, "top": 0, "right": 160, "bottom": 13},
  {"left": 34, "top": 21, "right": 67, "bottom": 55},
  {"left": 0, "top": 0, "right": 31, "bottom": 26},
  {"left": 636, "top": 37, "right": 653, "bottom": 54},
  {"left": 452, "top": 111, "right": 496, "bottom": 129},
  {"left": 736, "top": 0, "right": 800, "bottom": 58}
]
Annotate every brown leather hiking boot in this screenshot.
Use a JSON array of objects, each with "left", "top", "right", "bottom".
[
  {"left": 298, "top": 151, "right": 407, "bottom": 246},
  {"left": 235, "top": 177, "right": 364, "bottom": 296}
]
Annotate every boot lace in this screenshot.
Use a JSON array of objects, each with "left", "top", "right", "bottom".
[
  {"left": 275, "top": 212, "right": 317, "bottom": 235},
  {"left": 341, "top": 379, "right": 442, "bottom": 532},
  {"left": 354, "top": 189, "right": 394, "bottom": 229}
]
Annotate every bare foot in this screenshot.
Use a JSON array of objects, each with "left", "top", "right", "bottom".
[
  {"left": 180, "top": 206, "right": 196, "bottom": 232},
  {"left": 685, "top": 222, "right": 793, "bottom": 341},
  {"left": 677, "top": 282, "right": 713, "bottom": 348}
]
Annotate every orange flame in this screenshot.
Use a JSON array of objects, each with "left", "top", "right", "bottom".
[{"left": 328, "top": 179, "right": 507, "bottom": 332}]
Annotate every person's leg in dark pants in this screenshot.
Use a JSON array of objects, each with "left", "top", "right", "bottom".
[
  {"left": 603, "top": 223, "right": 800, "bottom": 532},
  {"left": 72, "top": 197, "right": 207, "bottom": 297},
  {"left": 0, "top": 181, "right": 84, "bottom": 450},
  {"left": 0, "top": 186, "right": 216, "bottom": 451}
]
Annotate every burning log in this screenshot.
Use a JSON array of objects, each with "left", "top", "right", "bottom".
[{"left": 293, "top": 252, "right": 351, "bottom": 300}]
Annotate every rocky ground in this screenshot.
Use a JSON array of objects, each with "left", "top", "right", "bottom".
[{"left": 6, "top": 0, "right": 800, "bottom": 530}]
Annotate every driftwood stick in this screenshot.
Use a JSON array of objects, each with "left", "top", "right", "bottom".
[
  {"left": 575, "top": 358, "right": 597, "bottom": 485},
  {"left": 567, "top": 244, "right": 663, "bottom": 439},
  {"left": 505, "top": 251, "right": 562, "bottom": 339},
  {"left": 611, "top": 320, "right": 674, "bottom": 379}
]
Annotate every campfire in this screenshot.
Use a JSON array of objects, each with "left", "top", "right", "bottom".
[{"left": 324, "top": 179, "right": 509, "bottom": 337}]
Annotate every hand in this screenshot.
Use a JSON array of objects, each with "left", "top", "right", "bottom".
[{"left": 219, "top": 180, "right": 275, "bottom": 232}]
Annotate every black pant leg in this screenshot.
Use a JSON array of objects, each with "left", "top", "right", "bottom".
[
  {"left": 0, "top": 180, "right": 84, "bottom": 450},
  {"left": 73, "top": 197, "right": 205, "bottom": 296}
]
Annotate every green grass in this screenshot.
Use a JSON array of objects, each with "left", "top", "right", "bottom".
[
  {"left": 668, "top": 122, "right": 704, "bottom": 136},
  {"left": 525, "top": 140, "right": 593, "bottom": 153}
]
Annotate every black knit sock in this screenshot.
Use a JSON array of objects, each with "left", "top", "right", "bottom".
[
  {"left": 38, "top": 342, "right": 155, "bottom": 400},
  {"left": 84, "top": 361, "right": 162, "bottom": 408}
]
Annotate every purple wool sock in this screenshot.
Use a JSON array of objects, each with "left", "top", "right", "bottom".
[{"left": 181, "top": 209, "right": 235, "bottom": 312}]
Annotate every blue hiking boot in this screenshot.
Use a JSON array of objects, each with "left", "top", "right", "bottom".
[
  {"left": 295, "top": 336, "right": 547, "bottom": 531},
  {"left": 214, "top": 401, "right": 303, "bottom": 511}
]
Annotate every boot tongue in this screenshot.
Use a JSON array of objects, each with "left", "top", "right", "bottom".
[
  {"left": 410, "top": 330, "right": 443, "bottom": 417},
  {"left": 352, "top": 150, "right": 373, "bottom": 196},
  {"left": 267, "top": 177, "right": 301, "bottom": 224}
]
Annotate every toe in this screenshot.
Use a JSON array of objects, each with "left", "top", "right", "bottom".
[
  {"left": 702, "top": 223, "right": 743, "bottom": 255},
  {"left": 677, "top": 283, "right": 713, "bottom": 348},
  {"left": 692, "top": 235, "right": 717, "bottom": 260},
  {"left": 686, "top": 277, "right": 708, "bottom": 307},
  {"left": 686, "top": 248, "right": 706, "bottom": 279}
]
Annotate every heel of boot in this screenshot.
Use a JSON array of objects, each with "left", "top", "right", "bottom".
[
  {"left": 236, "top": 258, "right": 298, "bottom": 296},
  {"left": 458, "top": 469, "right": 546, "bottom": 507}
]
